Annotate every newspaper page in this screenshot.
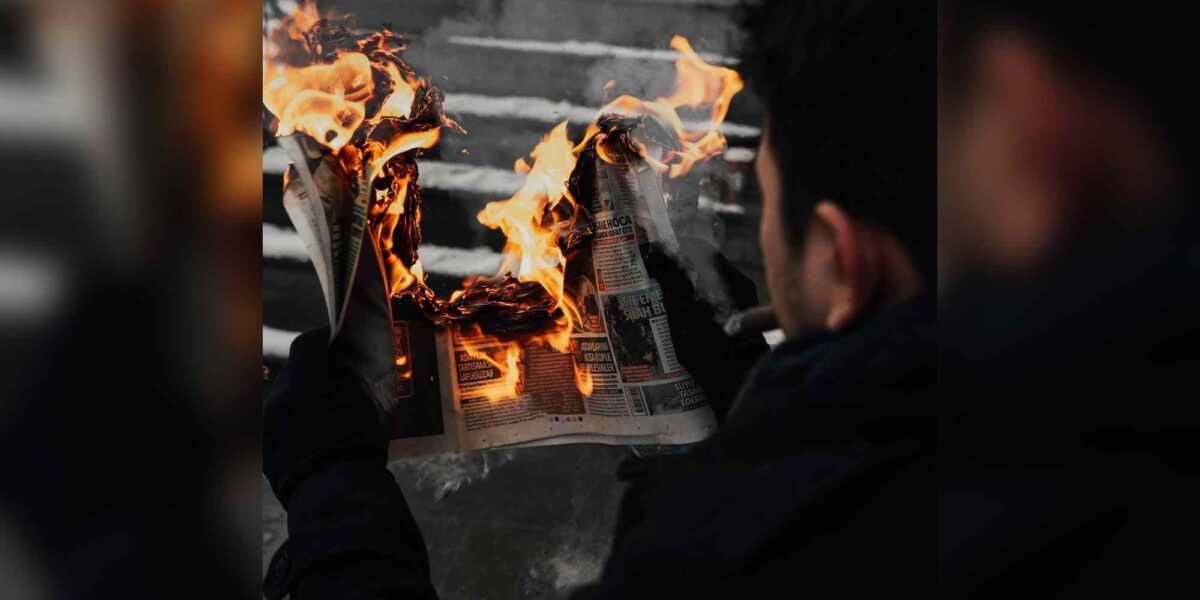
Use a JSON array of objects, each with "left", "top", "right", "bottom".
[
  {"left": 278, "top": 134, "right": 372, "bottom": 338},
  {"left": 279, "top": 135, "right": 338, "bottom": 332},
  {"left": 388, "top": 151, "right": 717, "bottom": 457},
  {"left": 278, "top": 131, "right": 721, "bottom": 458}
]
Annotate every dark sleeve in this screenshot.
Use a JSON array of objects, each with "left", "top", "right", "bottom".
[
  {"left": 278, "top": 462, "right": 438, "bottom": 600},
  {"left": 263, "top": 329, "right": 438, "bottom": 599}
]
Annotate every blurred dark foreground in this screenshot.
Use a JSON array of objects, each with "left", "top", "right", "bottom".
[
  {"left": 938, "top": 1, "right": 1200, "bottom": 593},
  {"left": 0, "top": 1, "right": 261, "bottom": 597}
]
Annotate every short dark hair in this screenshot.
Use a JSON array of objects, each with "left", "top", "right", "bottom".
[{"left": 739, "top": 0, "right": 936, "bottom": 284}]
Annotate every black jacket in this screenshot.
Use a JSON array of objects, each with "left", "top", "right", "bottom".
[
  {"left": 266, "top": 295, "right": 936, "bottom": 598},
  {"left": 574, "top": 294, "right": 935, "bottom": 597}
]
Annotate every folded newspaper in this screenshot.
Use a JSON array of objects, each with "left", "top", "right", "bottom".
[{"left": 280, "top": 115, "right": 725, "bottom": 458}]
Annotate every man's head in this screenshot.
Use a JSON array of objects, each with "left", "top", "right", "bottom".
[
  {"left": 939, "top": 2, "right": 1192, "bottom": 278},
  {"left": 740, "top": 0, "right": 935, "bottom": 338}
]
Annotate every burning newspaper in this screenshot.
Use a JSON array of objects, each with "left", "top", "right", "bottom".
[{"left": 265, "top": 3, "right": 743, "bottom": 457}]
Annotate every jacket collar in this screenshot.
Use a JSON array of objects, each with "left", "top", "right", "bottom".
[{"left": 711, "top": 293, "right": 937, "bottom": 461}]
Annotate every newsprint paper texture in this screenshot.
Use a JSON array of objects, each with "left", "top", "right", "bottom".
[{"left": 280, "top": 134, "right": 716, "bottom": 458}]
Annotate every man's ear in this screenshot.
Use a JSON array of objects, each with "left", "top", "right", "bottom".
[{"left": 813, "top": 200, "right": 880, "bottom": 332}]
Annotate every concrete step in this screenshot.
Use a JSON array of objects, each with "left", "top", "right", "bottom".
[
  {"left": 318, "top": 0, "right": 743, "bottom": 51},
  {"left": 264, "top": 147, "right": 761, "bottom": 231},
  {"left": 271, "top": 3, "right": 761, "bottom": 122},
  {"left": 264, "top": 172, "right": 510, "bottom": 249},
  {"left": 266, "top": 178, "right": 758, "bottom": 254},
  {"left": 437, "top": 98, "right": 761, "bottom": 165},
  {"left": 404, "top": 38, "right": 763, "bottom": 124},
  {"left": 263, "top": 258, "right": 500, "bottom": 335},
  {"left": 264, "top": 212, "right": 765, "bottom": 322}
]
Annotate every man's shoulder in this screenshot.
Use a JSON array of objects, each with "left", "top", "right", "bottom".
[{"left": 594, "top": 446, "right": 932, "bottom": 595}]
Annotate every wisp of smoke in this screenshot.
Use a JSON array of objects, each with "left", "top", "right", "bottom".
[{"left": 389, "top": 449, "right": 518, "bottom": 500}]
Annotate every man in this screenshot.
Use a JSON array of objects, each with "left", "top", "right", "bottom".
[
  {"left": 938, "top": 2, "right": 1200, "bottom": 594},
  {"left": 264, "top": 1, "right": 935, "bottom": 597}
]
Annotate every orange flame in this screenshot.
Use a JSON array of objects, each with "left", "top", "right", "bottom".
[
  {"left": 373, "top": 175, "right": 426, "bottom": 296},
  {"left": 366, "top": 127, "right": 440, "bottom": 179},
  {"left": 279, "top": 0, "right": 320, "bottom": 41},
  {"left": 573, "top": 363, "right": 595, "bottom": 397},
  {"left": 454, "top": 123, "right": 587, "bottom": 401},
  {"left": 458, "top": 326, "right": 523, "bottom": 400},
  {"left": 264, "top": 2, "right": 446, "bottom": 300},
  {"left": 451, "top": 36, "right": 741, "bottom": 402},
  {"left": 476, "top": 122, "right": 577, "bottom": 321},
  {"left": 376, "top": 63, "right": 418, "bottom": 120},
  {"left": 596, "top": 35, "right": 743, "bottom": 177},
  {"left": 263, "top": 53, "right": 374, "bottom": 151},
  {"left": 267, "top": 9, "right": 739, "bottom": 405}
]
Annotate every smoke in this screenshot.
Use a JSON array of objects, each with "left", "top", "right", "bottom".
[
  {"left": 389, "top": 448, "right": 518, "bottom": 501},
  {"left": 516, "top": 451, "right": 626, "bottom": 598},
  {"left": 521, "top": 537, "right": 608, "bottom": 598}
]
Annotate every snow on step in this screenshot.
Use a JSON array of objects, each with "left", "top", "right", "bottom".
[
  {"left": 263, "top": 325, "right": 300, "bottom": 359},
  {"left": 446, "top": 36, "right": 735, "bottom": 65},
  {"left": 264, "top": 223, "right": 504, "bottom": 277},
  {"left": 443, "top": 93, "right": 760, "bottom": 137}
]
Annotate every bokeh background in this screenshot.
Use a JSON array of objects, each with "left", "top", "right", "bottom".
[
  {"left": 2, "top": 0, "right": 262, "bottom": 597},
  {"left": 262, "top": 1, "right": 768, "bottom": 597}
]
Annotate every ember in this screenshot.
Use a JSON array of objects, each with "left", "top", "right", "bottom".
[{"left": 441, "top": 276, "right": 558, "bottom": 336}]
